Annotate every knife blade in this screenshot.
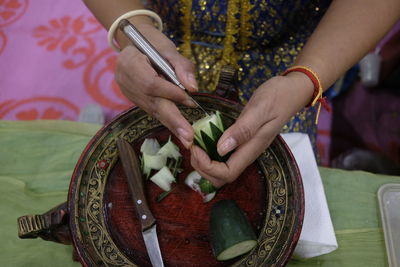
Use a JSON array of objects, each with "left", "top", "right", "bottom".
[
  {"left": 118, "top": 19, "right": 210, "bottom": 116},
  {"left": 116, "top": 138, "right": 165, "bottom": 267}
]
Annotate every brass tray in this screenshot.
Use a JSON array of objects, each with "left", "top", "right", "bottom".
[{"left": 66, "top": 94, "right": 304, "bottom": 266}]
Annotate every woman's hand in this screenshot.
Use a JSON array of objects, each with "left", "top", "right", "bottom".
[
  {"left": 115, "top": 23, "right": 198, "bottom": 148},
  {"left": 190, "top": 72, "right": 314, "bottom": 187}
]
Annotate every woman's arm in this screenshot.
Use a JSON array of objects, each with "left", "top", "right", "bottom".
[
  {"left": 82, "top": 0, "right": 152, "bottom": 48},
  {"left": 82, "top": 0, "right": 198, "bottom": 148},
  {"left": 191, "top": 0, "right": 400, "bottom": 187},
  {"left": 296, "top": 0, "right": 400, "bottom": 89}
]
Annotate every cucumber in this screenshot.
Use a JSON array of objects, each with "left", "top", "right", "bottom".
[
  {"left": 192, "top": 111, "right": 229, "bottom": 162},
  {"left": 210, "top": 200, "right": 258, "bottom": 261}
]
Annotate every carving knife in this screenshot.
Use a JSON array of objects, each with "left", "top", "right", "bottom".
[
  {"left": 118, "top": 19, "right": 209, "bottom": 116},
  {"left": 116, "top": 138, "right": 165, "bottom": 267}
]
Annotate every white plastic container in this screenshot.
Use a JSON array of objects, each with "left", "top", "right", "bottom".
[{"left": 378, "top": 183, "right": 400, "bottom": 267}]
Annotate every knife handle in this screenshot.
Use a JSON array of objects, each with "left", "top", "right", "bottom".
[{"left": 117, "top": 139, "right": 156, "bottom": 231}]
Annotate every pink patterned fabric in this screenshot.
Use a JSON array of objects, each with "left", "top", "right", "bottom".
[{"left": 0, "top": 0, "right": 131, "bottom": 121}]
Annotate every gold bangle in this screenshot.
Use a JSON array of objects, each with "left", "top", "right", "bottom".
[{"left": 107, "top": 9, "right": 163, "bottom": 52}]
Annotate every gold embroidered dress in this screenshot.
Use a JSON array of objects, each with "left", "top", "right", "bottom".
[{"left": 148, "top": 0, "right": 331, "bottom": 146}]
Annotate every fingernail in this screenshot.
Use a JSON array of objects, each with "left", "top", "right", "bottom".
[
  {"left": 183, "top": 98, "right": 197, "bottom": 107},
  {"left": 177, "top": 128, "right": 192, "bottom": 148},
  {"left": 187, "top": 73, "right": 198, "bottom": 91},
  {"left": 218, "top": 137, "right": 237, "bottom": 156}
]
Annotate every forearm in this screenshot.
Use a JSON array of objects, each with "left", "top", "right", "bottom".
[
  {"left": 295, "top": 0, "right": 400, "bottom": 90},
  {"left": 82, "top": 0, "right": 155, "bottom": 47}
]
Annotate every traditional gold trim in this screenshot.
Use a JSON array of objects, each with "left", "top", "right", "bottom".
[
  {"left": 179, "top": 0, "right": 193, "bottom": 59},
  {"left": 179, "top": 0, "right": 243, "bottom": 91},
  {"left": 238, "top": 0, "right": 254, "bottom": 50}
]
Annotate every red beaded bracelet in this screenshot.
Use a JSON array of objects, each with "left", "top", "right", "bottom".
[{"left": 282, "top": 66, "right": 330, "bottom": 124}]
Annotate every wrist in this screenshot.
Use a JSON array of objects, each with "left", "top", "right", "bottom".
[
  {"left": 282, "top": 65, "right": 330, "bottom": 124},
  {"left": 108, "top": 9, "right": 163, "bottom": 52},
  {"left": 115, "top": 17, "right": 156, "bottom": 49},
  {"left": 283, "top": 71, "right": 315, "bottom": 108}
]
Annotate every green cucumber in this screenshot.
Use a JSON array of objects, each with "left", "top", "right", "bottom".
[
  {"left": 192, "top": 111, "right": 231, "bottom": 162},
  {"left": 210, "top": 200, "right": 258, "bottom": 261},
  {"left": 200, "top": 130, "right": 222, "bottom": 161},
  {"left": 199, "top": 178, "right": 217, "bottom": 194}
]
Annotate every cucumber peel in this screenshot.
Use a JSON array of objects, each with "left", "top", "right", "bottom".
[
  {"left": 140, "top": 136, "right": 182, "bottom": 193},
  {"left": 184, "top": 171, "right": 217, "bottom": 202},
  {"left": 199, "top": 178, "right": 217, "bottom": 194},
  {"left": 210, "top": 200, "right": 258, "bottom": 261}
]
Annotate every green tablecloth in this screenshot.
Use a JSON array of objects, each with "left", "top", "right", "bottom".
[{"left": 0, "top": 120, "right": 398, "bottom": 267}]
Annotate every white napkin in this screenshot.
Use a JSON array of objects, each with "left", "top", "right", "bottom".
[{"left": 281, "top": 133, "right": 338, "bottom": 258}]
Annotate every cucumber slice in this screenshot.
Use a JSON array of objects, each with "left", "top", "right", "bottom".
[
  {"left": 157, "top": 136, "right": 182, "bottom": 160},
  {"left": 184, "top": 171, "right": 217, "bottom": 202},
  {"left": 141, "top": 138, "right": 166, "bottom": 176},
  {"left": 140, "top": 137, "right": 182, "bottom": 179},
  {"left": 140, "top": 138, "right": 160, "bottom": 154},
  {"left": 210, "top": 200, "right": 258, "bottom": 261},
  {"left": 203, "top": 191, "right": 216, "bottom": 203},
  {"left": 184, "top": 170, "right": 202, "bottom": 192},
  {"left": 150, "top": 166, "right": 175, "bottom": 191},
  {"left": 142, "top": 153, "right": 167, "bottom": 171}
]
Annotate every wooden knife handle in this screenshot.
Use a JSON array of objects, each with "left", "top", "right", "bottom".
[{"left": 116, "top": 138, "right": 156, "bottom": 231}]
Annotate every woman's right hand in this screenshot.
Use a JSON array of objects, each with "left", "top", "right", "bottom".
[{"left": 115, "top": 23, "right": 198, "bottom": 148}]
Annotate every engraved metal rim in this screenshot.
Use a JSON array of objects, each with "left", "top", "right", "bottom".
[{"left": 68, "top": 94, "right": 304, "bottom": 267}]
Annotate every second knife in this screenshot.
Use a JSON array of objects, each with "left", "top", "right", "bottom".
[{"left": 117, "top": 138, "right": 165, "bottom": 267}]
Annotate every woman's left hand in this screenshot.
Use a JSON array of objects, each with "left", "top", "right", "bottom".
[{"left": 190, "top": 72, "right": 314, "bottom": 187}]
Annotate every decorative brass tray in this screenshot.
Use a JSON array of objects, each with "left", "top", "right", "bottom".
[
  {"left": 69, "top": 95, "right": 304, "bottom": 266},
  {"left": 19, "top": 94, "right": 304, "bottom": 267}
]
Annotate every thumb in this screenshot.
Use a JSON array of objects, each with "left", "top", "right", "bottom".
[
  {"left": 217, "top": 109, "right": 264, "bottom": 156},
  {"left": 167, "top": 53, "right": 198, "bottom": 92}
]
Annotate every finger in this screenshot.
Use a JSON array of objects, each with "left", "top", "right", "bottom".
[
  {"left": 190, "top": 145, "right": 228, "bottom": 187},
  {"left": 153, "top": 97, "right": 194, "bottom": 148},
  {"left": 166, "top": 52, "right": 198, "bottom": 92},
  {"left": 223, "top": 121, "right": 279, "bottom": 175},
  {"left": 192, "top": 121, "right": 280, "bottom": 186},
  {"left": 191, "top": 144, "right": 239, "bottom": 182},
  {"left": 217, "top": 102, "right": 275, "bottom": 156},
  {"left": 117, "top": 46, "right": 196, "bottom": 107}
]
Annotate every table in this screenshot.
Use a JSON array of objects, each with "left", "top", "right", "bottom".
[{"left": 0, "top": 120, "right": 398, "bottom": 267}]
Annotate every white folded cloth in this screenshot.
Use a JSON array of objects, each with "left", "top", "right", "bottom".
[{"left": 281, "top": 133, "right": 338, "bottom": 259}]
